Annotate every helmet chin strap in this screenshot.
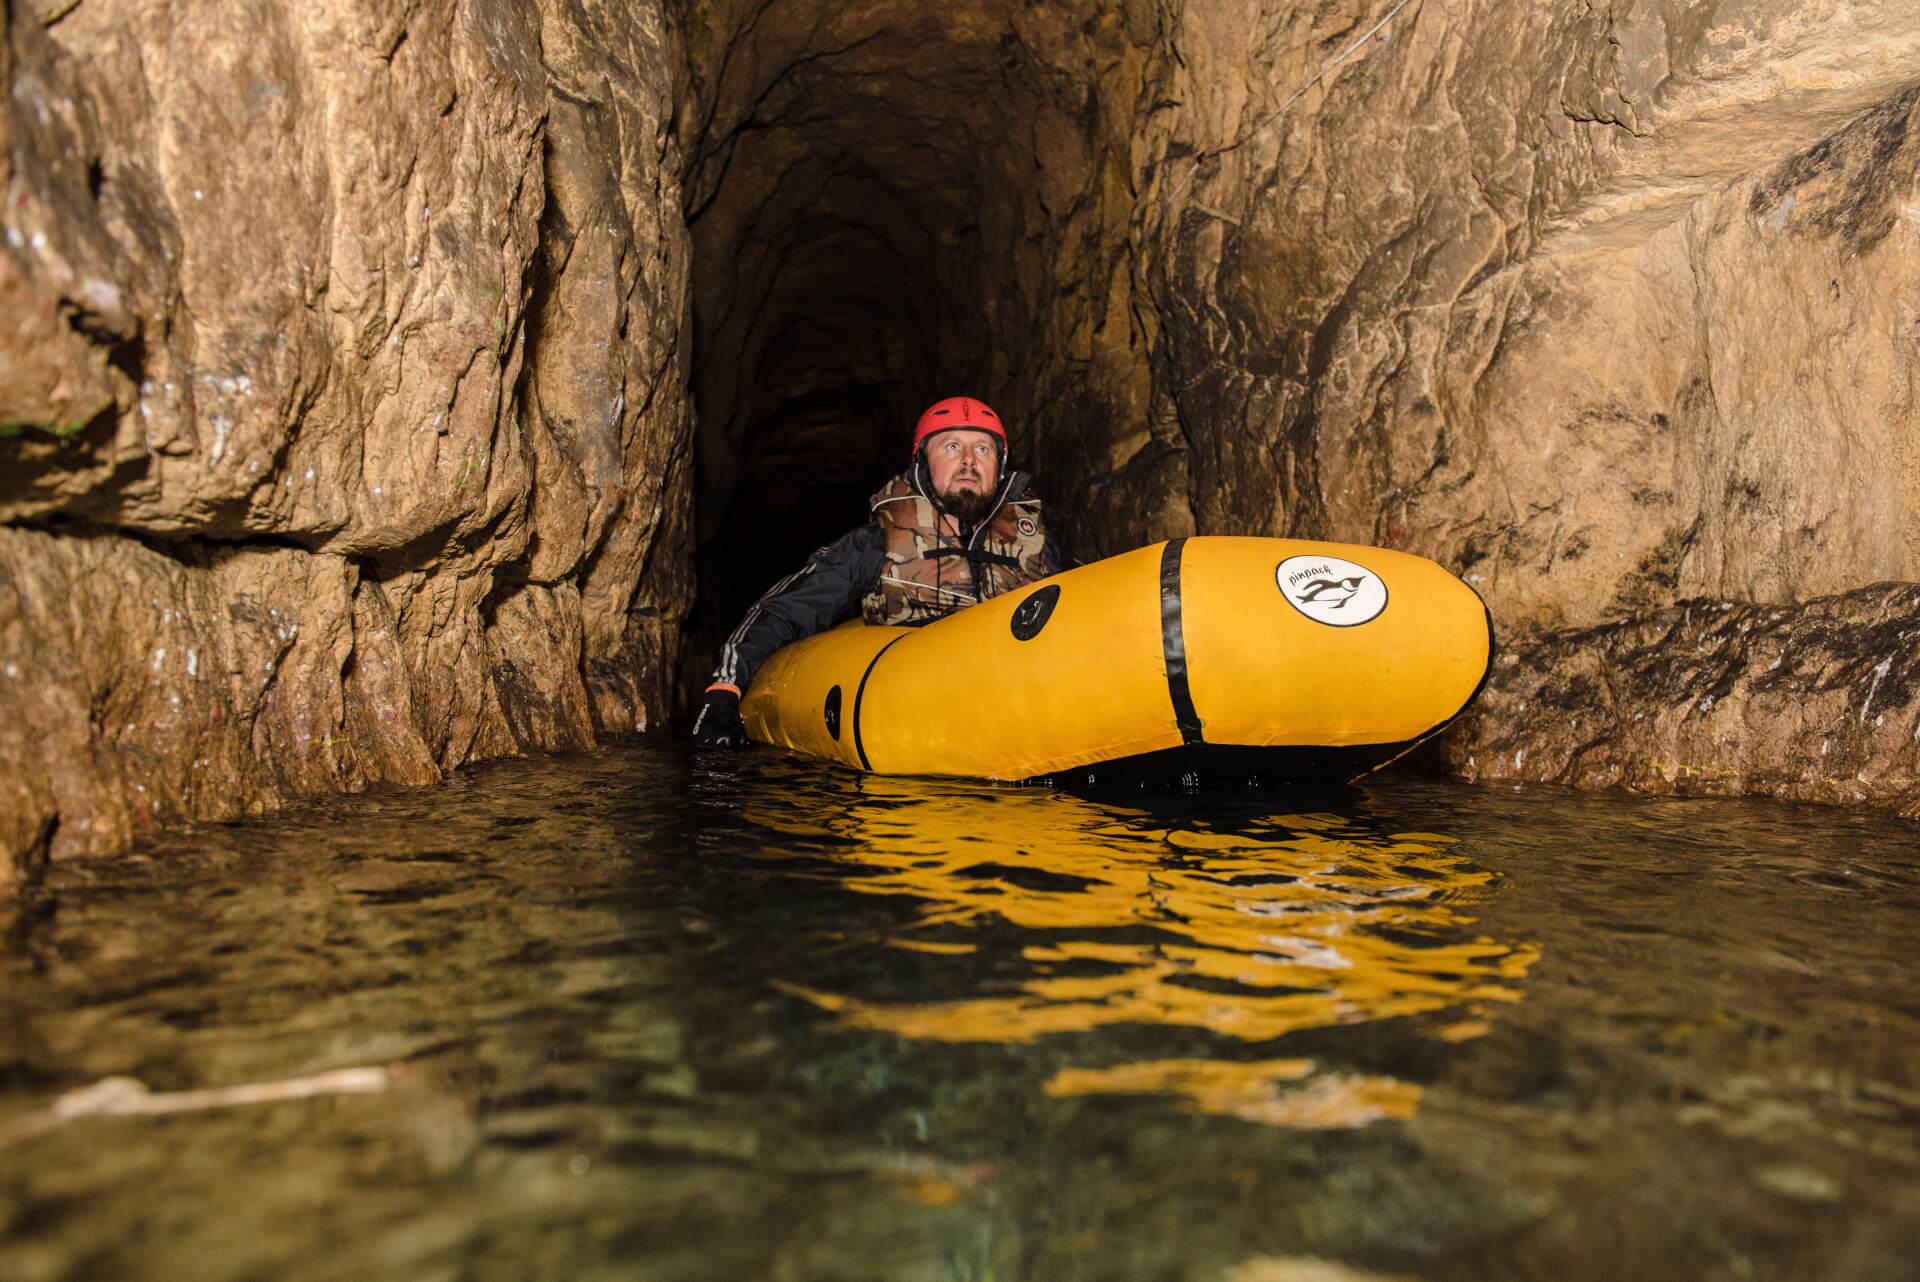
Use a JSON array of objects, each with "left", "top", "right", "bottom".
[{"left": 912, "top": 450, "right": 940, "bottom": 510}]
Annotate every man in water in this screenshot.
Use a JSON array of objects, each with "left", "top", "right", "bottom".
[{"left": 693, "top": 396, "right": 1067, "bottom": 746}]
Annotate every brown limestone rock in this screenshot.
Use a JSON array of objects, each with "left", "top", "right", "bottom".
[
  {"left": 1121, "top": 0, "right": 1920, "bottom": 632},
  {"left": 0, "top": 525, "right": 441, "bottom": 876},
  {"left": 1439, "top": 585, "right": 1920, "bottom": 814},
  {"left": 0, "top": 0, "right": 690, "bottom": 883},
  {"left": 1021, "top": 0, "right": 1920, "bottom": 803},
  {"left": 525, "top": 0, "right": 693, "bottom": 733},
  {"left": 0, "top": 9, "right": 135, "bottom": 465}
]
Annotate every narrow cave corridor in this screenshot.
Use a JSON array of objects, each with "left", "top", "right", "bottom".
[
  {"left": 7, "top": 0, "right": 1919, "bottom": 881},
  {"left": 669, "top": 0, "right": 1920, "bottom": 702},
  {"left": 673, "top": 2, "right": 1150, "bottom": 675}
]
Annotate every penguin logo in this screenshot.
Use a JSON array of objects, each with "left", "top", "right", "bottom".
[
  {"left": 1294, "top": 575, "right": 1368, "bottom": 608},
  {"left": 1276, "top": 554, "right": 1388, "bottom": 626}
]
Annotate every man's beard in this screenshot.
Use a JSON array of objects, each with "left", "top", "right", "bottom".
[{"left": 938, "top": 482, "right": 996, "bottom": 526}]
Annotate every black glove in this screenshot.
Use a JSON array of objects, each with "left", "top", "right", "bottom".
[{"left": 692, "top": 687, "right": 747, "bottom": 747}]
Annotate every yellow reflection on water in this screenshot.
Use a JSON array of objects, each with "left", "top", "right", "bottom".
[{"left": 748, "top": 771, "right": 1537, "bottom": 1128}]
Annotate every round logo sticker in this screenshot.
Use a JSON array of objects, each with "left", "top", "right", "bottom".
[
  {"left": 1017, "top": 517, "right": 1037, "bottom": 536},
  {"left": 1275, "top": 554, "right": 1388, "bottom": 627}
]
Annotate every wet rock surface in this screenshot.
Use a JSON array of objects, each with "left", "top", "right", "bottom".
[
  {"left": 1441, "top": 583, "right": 1920, "bottom": 814},
  {"left": 7, "top": 0, "right": 1920, "bottom": 880},
  {"left": 0, "top": 0, "right": 691, "bottom": 883}
]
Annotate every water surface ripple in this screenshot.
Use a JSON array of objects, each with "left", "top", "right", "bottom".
[{"left": 2, "top": 742, "right": 1917, "bottom": 1281}]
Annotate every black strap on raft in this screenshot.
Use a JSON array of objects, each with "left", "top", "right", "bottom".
[{"left": 1159, "top": 538, "right": 1205, "bottom": 745}]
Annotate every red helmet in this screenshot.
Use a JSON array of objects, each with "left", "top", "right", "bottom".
[{"left": 910, "top": 397, "right": 1006, "bottom": 457}]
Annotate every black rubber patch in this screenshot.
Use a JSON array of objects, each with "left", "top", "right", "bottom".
[
  {"left": 823, "top": 684, "right": 842, "bottom": 741},
  {"left": 1159, "top": 539, "right": 1204, "bottom": 745},
  {"left": 852, "top": 635, "right": 910, "bottom": 771},
  {"left": 1010, "top": 584, "right": 1062, "bottom": 640}
]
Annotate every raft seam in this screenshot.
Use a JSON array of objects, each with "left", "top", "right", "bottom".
[{"left": 852, "top": 634, "right": 910, "bottom": 770}]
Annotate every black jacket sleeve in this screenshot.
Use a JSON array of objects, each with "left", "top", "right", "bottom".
[{"left": 708, "top": 524, "right": 886, "bottom": 694}]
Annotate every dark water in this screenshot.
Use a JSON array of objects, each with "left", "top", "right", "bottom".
[{"left": 3, "top": 742, "right": 1918, "bottom": 1282}]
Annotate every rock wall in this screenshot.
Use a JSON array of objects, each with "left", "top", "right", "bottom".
[
  {"left": 1445, "top": 582, "right": 1920, "bottom": 814},
  {"left": 0, "top": 0, "right": 692, "bottom": 887},
  {"left": 1031, "top": 0, "right": 1920, "bottom": 608}
]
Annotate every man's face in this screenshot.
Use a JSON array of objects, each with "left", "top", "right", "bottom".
[{"left": 925, "top": 429, "right": 1001, "bottom": 510}]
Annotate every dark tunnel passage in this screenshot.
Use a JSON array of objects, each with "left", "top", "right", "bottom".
[{"left": 673, "top": 2, "right": 1156, "bottom": 685}]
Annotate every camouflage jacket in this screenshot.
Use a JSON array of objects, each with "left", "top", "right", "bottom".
[{"left": 860, "top": 474, "right": 1049, "bottom": 625}]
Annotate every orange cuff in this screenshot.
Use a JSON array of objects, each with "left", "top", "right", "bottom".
[{"left": 706, "top": 683, "right": 742, "bottom": 698}]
